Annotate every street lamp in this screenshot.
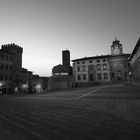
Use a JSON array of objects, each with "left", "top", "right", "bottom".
[
  {"left": 0, "top": 81, "right": 4, "bottom": 95},
  {"left": 36, "top": 83, "right": 41, "bottom": 93},
  {"left": 0, "top": 82, "right": 3, "bottom": 87},
  {"left": 22, "top": 83, "right": 28, "bottom": 94},
  {"left": 0, "top": 82, "right": 2, "bottom": 95}
]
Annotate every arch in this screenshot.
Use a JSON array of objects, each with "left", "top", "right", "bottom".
[{"left": 117, "top": 70, "right": 123, "bottom": 81}]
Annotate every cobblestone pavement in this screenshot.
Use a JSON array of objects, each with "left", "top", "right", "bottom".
[{"left": 0, "top": 84, "right": 140, "bottom": 140}]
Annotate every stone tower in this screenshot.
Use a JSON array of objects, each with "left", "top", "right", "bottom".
[
  {"left": 62, "top": 50, "right": 70, "bottom": 67},
  {"left": 111, "top": 38, "right": 123, "bottom": 55},
  {"left": 2, "top": 43, "right": 23, "bottom": 69},
  {"left": 1, "top": 43, "right": 23, "bottom": 82}
]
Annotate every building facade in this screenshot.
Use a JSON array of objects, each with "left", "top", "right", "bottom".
[
  {"left": 62, "top": 50, "right": 70, "bottom": 67},
  {"left": 0, "top": 44, "right": 23, "bottom": 93},
  {"left": 0, "top": 49, "right": 14, "bottom": 93},
  {"left": 1, "top": 44, "right": 23, "bottom": 84},
  {"left": 109, "top": 39, "right": 130, "bottom": 81},
  {"left": 49, "top": 50, "right": 73, "bottom": 90},
  {"left": 72, "top": 39, "right": 130, "bottom": 83},
  {"left": 109, "top": 54, "right": 130, "bottom": 81},
  {"left": 129, "top": 38, "right": 140, "bottom": 81},
  {"left": 72, "top": 55, "right": 111, "bottom": 83},
  {"left": 0, "top": 43, "right": 48, "bottom": 94},
  {"left": 52, "top": 50, "right": 72, "bottom": 76}
]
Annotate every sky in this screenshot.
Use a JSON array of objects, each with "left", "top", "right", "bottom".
[{"left": 0, "top": 0, "right": 140, "bottom": 76}]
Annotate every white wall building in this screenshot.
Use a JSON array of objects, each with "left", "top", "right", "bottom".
[
  {"left": 72, "top": 39, "right": 130, "bottom": 83},
  {"left": 72, "top": 55, "right": 111, "bottom": 83}
]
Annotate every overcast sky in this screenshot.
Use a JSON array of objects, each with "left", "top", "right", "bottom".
[{"left": 0, "top": 0, "right": 139, "bottom": 76}]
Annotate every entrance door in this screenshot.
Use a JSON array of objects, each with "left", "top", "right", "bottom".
[
  {"left": 89, "top": 73, "right": 94, "bottom": 81},
  {"left": 117, "top": 70, "right": 122, "bottom": 81}
]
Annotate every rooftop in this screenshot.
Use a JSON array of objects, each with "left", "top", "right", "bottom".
[{"left": 72, "top": 54, "right": 130, "bottom": 62}]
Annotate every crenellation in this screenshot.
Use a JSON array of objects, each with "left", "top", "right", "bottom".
[{"left": 1, "top": 43, "right": 23, "bottom": 54}]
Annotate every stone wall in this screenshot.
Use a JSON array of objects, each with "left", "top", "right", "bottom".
[{"left": 48, "top": 75, "right": 74, "bottom": 90}]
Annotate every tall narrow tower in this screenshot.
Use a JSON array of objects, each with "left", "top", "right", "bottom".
[
  {"left": 2, "top": 43, "right": 23, "bottom": 69},
  {"left": 111, "top": 38, "right": 123, "bottom": 55},
  {"left": 62, "top": 50, "right": 70, "bottom": 67},
  {"left": 1, "top": 43, "right": 23, "bottom": 82}
]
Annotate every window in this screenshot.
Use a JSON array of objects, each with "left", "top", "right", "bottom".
[
  {"left": 82, "top": 61, "right": 85, "bottom": 64},
  {"left": 77, "top": 74, "right": 81, "bottom": 80},
  {"left": 89, "top": 60, "right": 92, "bottom": 63},
  {"left": 97, "top": 73, "right": 102, "bottom": 80},
  {"left": 125, "top": 71, "right": 128, "bottom": 79},
  {"left": 1, "top": 54, "right": 4, "bottom": 60},
  {"left": 104, "top": 73, "right": 108, "bottom": 80},
  {"left": 1, "top": 65, "right": 4, "bottom": 69},
  {"left": 82, "top": 65, "right": 86, "bottom": 71},
  {"left": 0, "top": 75, "right": 3, "bottom": 80},
  {"left": 5, "top": 65, "right": 8, "bottom": 70},
  {"left": 77, "top": 61, "right": 80, "bottom": 64},
  {"left": 6, "top": 56, "right": 9, "bottom": 61},
  {"left": 10, "top": 56, "right": 12, "bottom": 61},
  {"left": 96, "top": 64, "right": 101, "bottom": 70},
  {"left": 89, "top": 74, "right": 94, "bottom": 81},
  {"left": 5, "top": 75, "right": 8, "bottom": 80},
  {"left": 9, "top": 75, "right": 12, "bottom": 80},
  {"left": 103, "top": 64, "right": 107, "bottom": 70},
  {"left": 77, "top": 66, "right": 80, "bottom": 71},
  {"left": 103, "top": 59, "right": 106, "bottom": 62},
  {"left": 83, "top": 74, "right": 87, "bottom": 80},
  {"left": 88, "top": 65, "right": 94, "bottom": 71},
  {"left": 111, "top": 72, "right": 115, "bottom": 79},
  {"left": 10, "top": 65, "right": 12, "bottom": 70},
  {"left": 97, "top": 59, "right": 100, "bottom": 62}
]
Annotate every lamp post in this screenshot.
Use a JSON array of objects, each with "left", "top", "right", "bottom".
[
  {"left": 0, "top": 82, "right": 3, "bottom": 95},
  {"left": 22, "top": 83, "right": 28, "bottom": 95},
  {"left": 36, "top": 83, "right": 41, "bottom": 93},
  {"left": 0, "top": 82, "right": 2, "bottom": 87},
  {"left": 128, "top": 72, "right": 132, "bottom": 82},
  {"left": 0, "top": 81, "right": 5, "bottom": 95}
]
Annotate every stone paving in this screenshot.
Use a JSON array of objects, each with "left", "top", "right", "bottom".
[{"left": 0, "top": 84, "right": 140, "bottom": 140}]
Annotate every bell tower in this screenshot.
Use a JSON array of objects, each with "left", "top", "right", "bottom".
[
  {"left": 111, "top": 38, "right": 123, "bottom": 55},
  {"left": 62, "top": 50, "right": 70, "bottom": 67}
]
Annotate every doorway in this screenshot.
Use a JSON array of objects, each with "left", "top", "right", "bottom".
[{"left": 117, "top": 70, "right": 122, "bottom": 81}]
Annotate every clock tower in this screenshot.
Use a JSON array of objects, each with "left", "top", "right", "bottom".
[{"left": 111, "top": 38, "right": 123, "bottom": 55}]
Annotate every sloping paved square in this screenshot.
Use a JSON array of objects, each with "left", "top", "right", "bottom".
[{"left": 0, "top": 84, "right": 140, "bottom": 140}]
